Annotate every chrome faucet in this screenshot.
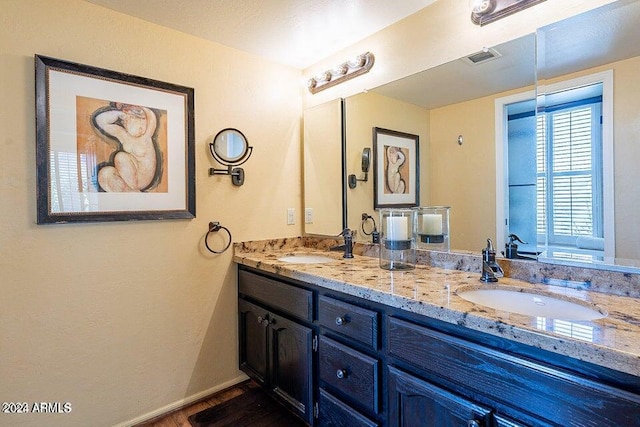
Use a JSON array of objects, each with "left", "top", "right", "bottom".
[{"left": 480, "top": 238, "right": 503, "bottom": 282}]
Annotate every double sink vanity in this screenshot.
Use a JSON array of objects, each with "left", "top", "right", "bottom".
[{"left": 234, "top": 237, "right": 640, "bottom": 426}]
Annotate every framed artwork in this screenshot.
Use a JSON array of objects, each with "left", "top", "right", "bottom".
[
  {"left": 35, "top": 55, "right": 195, "bottom": 224},
  {"left": 373, "top": 127, "right": 419, "bottom": 209}
]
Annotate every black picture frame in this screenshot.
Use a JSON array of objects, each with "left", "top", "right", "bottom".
[
  {"left": 35, "top": 55, "right": 195, "bottom": 223},
  {"left": 373, "top": 127, "right": 420, "bottom": 209}
]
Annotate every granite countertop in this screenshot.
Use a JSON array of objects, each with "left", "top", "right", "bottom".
[{"left": 233, "top": 239, "right": 640, "bottom": 377}]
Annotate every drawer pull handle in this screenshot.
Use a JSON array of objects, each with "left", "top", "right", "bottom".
[
  {"left": 467, "top": 420, "right": 481, "bottom": 427},
  {"left": 336, "top": 369, "right": 347, "bottom": 379},
  {"left": 335, "top": 316, "right": 346, "bottom": 326}
]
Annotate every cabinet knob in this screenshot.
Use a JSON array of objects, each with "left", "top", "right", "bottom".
[
  {"left": 336, "top": 369, "right": 347, "bottom": 379},
  {"left": 257, "top": 316, "right": 270, "bottom": 327},
  {"left": 467, "top": 420, "right": 481, "bottom": 427},
  {"left": 257, "top": 316, "right": 264, "bottom": 324},
  {"left": 335, "top": 316, "right": 346, "bottom": 326}
]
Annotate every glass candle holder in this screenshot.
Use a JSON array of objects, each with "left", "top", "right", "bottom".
[
  {"left": 414, "top": 206, "right": 451, "bottom": 252},
  {"left": 379, "top": 209, "right": 415, "bottom": 270}
]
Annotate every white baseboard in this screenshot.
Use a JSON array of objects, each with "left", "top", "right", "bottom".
[{"left": 113, "top": 373, "right": 249, "bottom": 427}]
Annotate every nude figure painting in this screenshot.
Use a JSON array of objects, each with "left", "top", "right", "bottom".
[
  {"left": 384, "top": 145, "right": 409, "bottom": 195},
  {"left": 76, "top": 96, "right": 168, "bottom": 193}
]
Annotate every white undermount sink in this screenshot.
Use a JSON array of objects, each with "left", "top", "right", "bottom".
[
  {"left": 277, "top": 254, "right": 335, "bottom": 264},
  {"left": 456, "top": 286, "right": 607, "bottom": 321}
]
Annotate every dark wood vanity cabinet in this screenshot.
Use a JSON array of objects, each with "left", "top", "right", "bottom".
[
  {"left": 238, "top": 270, "right": 314, "bottom": 424},
  {"left": 237, "top": 266, "right": 640, "bottom": 427}
]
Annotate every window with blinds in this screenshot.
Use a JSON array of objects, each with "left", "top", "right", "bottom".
[{"left": 537, "top": 95, "right": 603, "bottom": 247}]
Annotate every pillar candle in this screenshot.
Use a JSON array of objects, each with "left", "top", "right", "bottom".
[
  {"left": 387, "top": 216, "right": 409, "bottom": 240},
  {"left": 422, "top": 214, "right": 443, "bottom": 235}
]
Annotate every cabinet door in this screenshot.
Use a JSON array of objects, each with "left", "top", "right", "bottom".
[
  {"left": 270, "top": 313, "right": 314, "bottom": 424},
  {"left": 238, "top": 298, "right": 269, "bottom": 385},
  {"left": 388, "top": 366, "right": 491, "bottom": 427}
]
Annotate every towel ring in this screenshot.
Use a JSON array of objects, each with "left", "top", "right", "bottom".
[
  {"left": 205, "top": 221, "right": 232, "bottom": 254},
  {"left": 360, "top": 213, "right": 377, "bottom": 236},
  {"left": 360, "top": 213, "right": 380, "bottom": 244}
]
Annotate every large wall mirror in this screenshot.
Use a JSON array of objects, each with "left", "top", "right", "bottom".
[{"left": 303, "top": 0, "right": 640, "bottom": 271}]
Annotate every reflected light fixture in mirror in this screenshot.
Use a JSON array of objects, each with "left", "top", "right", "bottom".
[
  {"left": 307, "top": 52, "right": 375, "bottom": 94},
  {"left": 470, "top": 0, "right": 546, "bottom": 26}
]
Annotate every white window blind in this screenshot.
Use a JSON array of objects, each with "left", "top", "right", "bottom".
[{"left": 537, "top": 101, "right": 603, "bottom": 246}]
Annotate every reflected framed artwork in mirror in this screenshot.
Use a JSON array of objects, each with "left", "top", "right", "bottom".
[
  {"left": 35, "top": 55, "right": 195, "bottom": 224},
  {"left": 373, "top": 127, "right": 419, "bottom": 209}
]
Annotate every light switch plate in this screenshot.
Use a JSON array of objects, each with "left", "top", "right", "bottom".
[
  {"left": 287, "top": 208, "right": 295, "bottom": 225},
  {"left": 305, "top": 208, "right": 313, "bottom": 224}
]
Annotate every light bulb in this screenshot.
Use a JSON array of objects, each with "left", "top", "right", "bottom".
[{"left": 470, "top": 0, "right": 494, "bottom": 14}]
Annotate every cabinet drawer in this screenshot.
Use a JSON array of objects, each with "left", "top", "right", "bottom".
[
  {"left": 238, "top": 270, "right": 312, "bottom": 322},
  {"left": 388, "top": 316, "right": 640, "bottom": 426},
  {"left": 319, "top": 296, "right": 378, "bottom": 349},
  {"left": 319, "top": 336, "right": 379, "bottom": 414},
  {"left": 318, "top": 388, "right": 378, "bottom": 427}
]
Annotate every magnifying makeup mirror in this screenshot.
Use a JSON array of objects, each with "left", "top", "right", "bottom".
[
  {"left": 208, "top": 128, "right": 253, "bottom": 186},
  {"left": 348, "top": 147, "right": 371, "bottom": 189}
]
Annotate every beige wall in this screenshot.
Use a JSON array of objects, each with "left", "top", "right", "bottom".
[
  {"left": 429, "top": 88, "right": 529, "bottom": 251},
  {"left": 344, "top": 92, "right": 429, "bottom": 240},
  {"left": 612, "top": 55, "right": 640, "bottom": 260},
  {"left": 0, "top": 1, "right": 302, "bottom": 426}
]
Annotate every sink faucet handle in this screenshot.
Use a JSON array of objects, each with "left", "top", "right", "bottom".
[
  {"left": 341, "top": 228, "right": 354, "bottom": 259},
  {"left": 508, "top": 233, "right": 527, "bottom": 244},
  {"left": 486, "top": 238, "right": 495, "bottom": 252}
]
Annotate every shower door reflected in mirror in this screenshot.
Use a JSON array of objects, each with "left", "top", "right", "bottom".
[{"left": 535, "top": 0, "right": 640, "bottom": 266}]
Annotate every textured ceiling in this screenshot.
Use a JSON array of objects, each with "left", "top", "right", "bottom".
[{"left": 85, "top": 0, "right": 436, "bottom": 69}]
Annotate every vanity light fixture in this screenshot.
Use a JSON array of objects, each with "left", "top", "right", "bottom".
[
  {"left": 307, "top": 52, "right": 375, "bottom": 94},
  {"left": 470, "top": 0, "right": 546, "bottom": 26}
]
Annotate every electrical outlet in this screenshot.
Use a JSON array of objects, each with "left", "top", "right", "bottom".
[
  {"left": 305, "top": 208, "right": 313, "bottom": 224},
  {"left": 287, "top": 208, "right": 295, "bottom": 225}
]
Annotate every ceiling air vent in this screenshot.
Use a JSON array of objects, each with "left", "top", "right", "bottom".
[{"left": 462, "top": 47, "right": 502, "bottom": 65}]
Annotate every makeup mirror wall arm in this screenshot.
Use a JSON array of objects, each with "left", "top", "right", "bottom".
[
  {"left": 209, "top": 165, "right": 246, "bottom": 186},
  {"left": 208, "top": 141, "right": 253, "bottom": 186}
]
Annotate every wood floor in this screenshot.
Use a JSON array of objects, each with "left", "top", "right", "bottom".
[{"left": 134, "top": 380, "right": 256, "bottom": 427}]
